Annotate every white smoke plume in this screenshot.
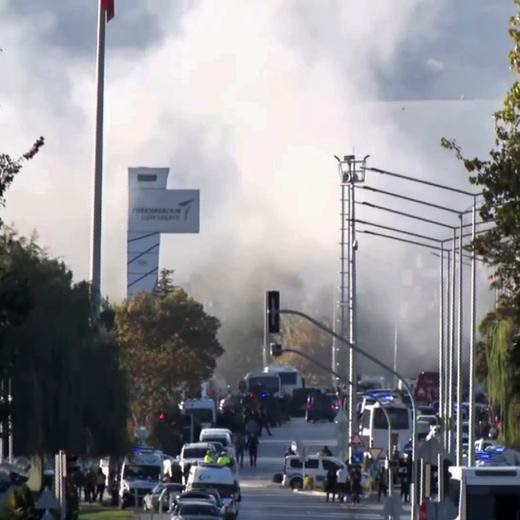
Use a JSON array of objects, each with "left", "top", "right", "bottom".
[{"left": 0, "top": 1, "right": 513, "bottom": 381}]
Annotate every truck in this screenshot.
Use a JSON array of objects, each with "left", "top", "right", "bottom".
[{"left": 119, "top": 448, "right": 165, "bottom": 508}]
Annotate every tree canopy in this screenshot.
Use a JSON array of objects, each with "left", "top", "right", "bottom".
[
  {"left": 279, "top": 315, "right": 332, "bottom": 386},
  {"left": 444, "top": 1, "right": 520, "bottom": 446},
  {"left": 116, "top": 270, "right": 224, "bottom": 430},
  {"left": 0, "top": 230, "right": 129, "bottom": 456}
]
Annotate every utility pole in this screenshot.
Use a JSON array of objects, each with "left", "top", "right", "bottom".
[{"left": 335, "top": 154, "right": 368, "bottom": 461}]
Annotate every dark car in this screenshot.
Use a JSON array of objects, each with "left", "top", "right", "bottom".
[
  {"left": 305, "top": 392, "right": 335, "bottom": 422},
  {"left": 290, "top": 388, "right": 320, "bottom": 417}
]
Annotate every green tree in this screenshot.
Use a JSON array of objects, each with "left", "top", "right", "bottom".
[
  {"left": 0, "top": 230, "right": 129, "bottom": 456},
  {"left": 442, "top": 1, "right": 520, "bottom": 446},
  {"left": 116, "top": 271, "right": 224, "bottom": 430},
  {"left": 279, "top": 315, "right": 332, "bottom": 386}
]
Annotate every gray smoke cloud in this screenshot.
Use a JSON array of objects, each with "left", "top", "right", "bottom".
[{"left": 0, "top": 0, "right": 513, "bottom": 383}]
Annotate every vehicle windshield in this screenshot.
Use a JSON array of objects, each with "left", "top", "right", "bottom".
[
  {"left": 248, "top": 376, "right": 280, "bottom": 393},
  {"left": 152, "top": 484, "right": 165, "bottom": 494},
  {"left": 204, "top": 436, "right": 229, "bottom": 447},
  {"left": 191, "top": 482, "right": 237, "bottom": 498},
  {"left": 123, "top": 464, "right": 161, "bottom": 480},
  {"left": 178, "top": 503, "right": 220, "bottom": 516},
  {"left": 186, "top": 408, "right": 214, "bottom": 423},
  {"left": 183, "top": 448, "right": 209, "bottom": 459},
  {"left": 278, "top": 372, "right": 297, "bottom": 385},
  {"left": 374, "top": 408, "right": 409, "bottom": 430},
  {"left": 467, "top": 485, "right": 520, "bottom": 519}
]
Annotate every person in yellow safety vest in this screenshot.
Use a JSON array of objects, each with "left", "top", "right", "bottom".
[
  {"left": 217, "top": 452, "right": 231, "bottom": 467},
  {"left": 204, "top": 450, "right": 215, "bottom": 464}
]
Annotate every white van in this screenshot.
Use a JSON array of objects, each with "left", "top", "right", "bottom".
[
  {"left": 180, "top": 442, "right": 217, "bottom": 475},
  {"left": 181, "top": 398, "right": 217, "bottom": 428},
  {"left": 282, "top": 455, "right": 346, "bottom": 489},
  {"left": 199, "top": 428, "right": 236, "bottom": 459},
  {"left": 264, "top": 365, "right": 304, "bottom": 398},
  {"left": 119, "top": 448, "right": 164, "bottom": 508},
  {"left": 359, "top": 402, "right": 411, "bottom": 455},
  {"left": 447, "top": 466, "right": 520, "bottom": 519},
  {"left": 186, "top": 464, "right": 241, "bottom": 520}
]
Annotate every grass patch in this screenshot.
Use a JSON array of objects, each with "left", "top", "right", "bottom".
[{"left": 78, "top": 507, "right": 135, "bottom": 520}]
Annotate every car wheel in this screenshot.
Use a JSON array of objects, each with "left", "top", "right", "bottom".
[{"left": 290, "top": 477, "right": 303, "bottom": 490}]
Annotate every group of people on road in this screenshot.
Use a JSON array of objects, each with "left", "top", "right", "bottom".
[
  {"left": 325, "top": 462, "right": 362, "bottom": 504},
  {"left": 71, "top": 467, "right": 107, "bottom": 504}
]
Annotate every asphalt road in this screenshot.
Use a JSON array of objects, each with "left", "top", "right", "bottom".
[
  {"left": 138, "top": 417, "right": 411, "bottom": 520},
  {"left": 237, "top": 416, "right": 411, "bottom": 520}
]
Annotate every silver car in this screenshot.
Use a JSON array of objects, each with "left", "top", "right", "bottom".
[{"left": 171, "top": 499, "right": 223, "bottom": 519}]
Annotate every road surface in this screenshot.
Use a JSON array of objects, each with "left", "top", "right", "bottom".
[{"left": 139, "top": 417, "right": 411, "bottom": 519}]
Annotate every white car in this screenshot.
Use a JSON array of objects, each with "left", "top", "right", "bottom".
[
  {"left": 180, "top": 442, "right": 217, "bottom": 475},
  {"left": 186, "top": 464, "right": 240, "bottom": 520},
  {"left": 282, "top": 455, "right": 346, "bottom": 489},
  {"left": 199, "top": 429, "right": 236, "bottom": 460}
]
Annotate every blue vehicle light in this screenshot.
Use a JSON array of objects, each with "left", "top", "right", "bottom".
[
  {"left": 491, "top": 446, "right": 506, "bottom": 453},
  {"left": 260, "top": 392, "right": 269, "bottom": 399},
  {"left": 134, "top": 447, "right": 142, "bottom": 454}
]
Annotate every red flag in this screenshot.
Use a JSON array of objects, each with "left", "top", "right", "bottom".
[{"left": 101, "top": 0, "right": 115, "bottom": 22}]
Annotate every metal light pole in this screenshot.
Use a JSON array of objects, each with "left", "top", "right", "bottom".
[
  {"left": 468, "top": 196, "right": 477, "bottom": 465},
  {"left": 278, "top": 307, "right": 417, "bottom": 519},
  {"left": 348, "top": 174, "right": 357, "bottom": 462},
  {"left": 438, "top": 241, "right": 445, "bottom": 447},
  {"left": 336, "top": 154, "right": 368, "bottom": 462},
  {"left": 456, "top": 215, "right": 464, "bottom": 466}
]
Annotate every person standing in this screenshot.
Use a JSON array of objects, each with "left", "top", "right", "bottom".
[
  {"left": 95, "top": 468, "right": 106, "bottom": 504},
  {"left": 376, "top": 468, "right": 387, "bottom": 502},
  {"left": 325, "top": 466, "right": 337, "bottom": 502},
  {"left": 85, "top": 468, "right": 97, "bottom": 503},
  {"left": 247, "top": 433, "right": 259, "bottom": 467},
  {"left": 235, "top": 432, "right": 245, "bottom": 468},
  {"left": 351, "top": 466, "right": 362, "bottom": 504},
  {"left": 336, "top": 465, "right": 349, "bottom": 503}
]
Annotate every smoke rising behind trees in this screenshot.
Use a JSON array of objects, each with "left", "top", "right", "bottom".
[{"left": 0, "top": 1, "right": 511, "bottom": 384}]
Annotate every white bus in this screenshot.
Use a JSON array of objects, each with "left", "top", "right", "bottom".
[
  {"left": 244, "top": 371, "right": 281, "bottom": 397},
  {"left": 359, "top": 402, "right": 411, "bottom": 455},
  {"left": 181, "top": 398, "right": 217, "bottom": 428},
  {"left": 447, "top": 466, "right": 520, "bottom": 519},
  {"left": 263, "top": 365, "right": 304, "bottom": 398}
]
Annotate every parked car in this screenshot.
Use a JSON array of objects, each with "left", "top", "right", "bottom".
[
  {"left": 142, "top": 482, "right": 184, "bottom": 512},
  {"left": 305, "top": 393, "right": 335, "bottom": 422},
  {"left": 282, "top": 455, "right": 346, "bottom": 489}
]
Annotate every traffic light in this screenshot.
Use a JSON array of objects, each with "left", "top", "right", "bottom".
[
  {"left": 266, "top": 291, "right": 280, "bottom": 333},
  {"left": 270, "top": 342, "right": 283, "bottom": 357}
]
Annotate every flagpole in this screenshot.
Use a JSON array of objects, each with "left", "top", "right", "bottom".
[{"left": 90, "top": 0, "right": 106, "bottom": 315}]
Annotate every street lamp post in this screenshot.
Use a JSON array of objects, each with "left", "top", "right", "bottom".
[
  {"left": 358, "top": 171, "right": 482, "bottom": 465},
  {"left": 277, "top": 307, "right": 418, "bottom": 518}
]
